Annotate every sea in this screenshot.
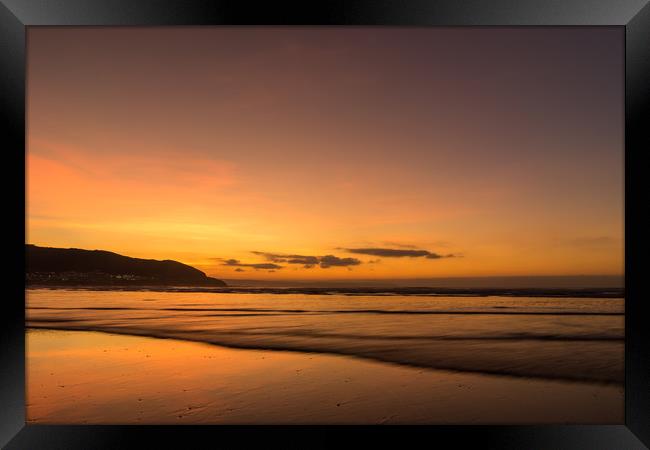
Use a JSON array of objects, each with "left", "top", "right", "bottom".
[{"left": 26, "top": 287, "right": 624, "bottom": 384}]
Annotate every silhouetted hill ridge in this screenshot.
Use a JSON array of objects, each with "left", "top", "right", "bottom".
[{"left": 26, "top": 244, "right": 226, "bottom": 286}]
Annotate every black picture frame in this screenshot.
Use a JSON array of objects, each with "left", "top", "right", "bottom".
[{"left": 2, "top": 1, "right": 648, "bottom": 448}]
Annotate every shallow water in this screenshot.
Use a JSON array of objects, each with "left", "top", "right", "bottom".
[{"left": 26, "top": 288, "right": 624, "bottom": 384}]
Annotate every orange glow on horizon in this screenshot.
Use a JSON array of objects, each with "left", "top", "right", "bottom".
[{"left": 26, "top": 27, "right": 624, "bottom": 280}]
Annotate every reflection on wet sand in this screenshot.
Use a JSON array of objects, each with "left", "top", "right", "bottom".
[{"left": 27, "top": 329, "right": 623, "bottom": 424}]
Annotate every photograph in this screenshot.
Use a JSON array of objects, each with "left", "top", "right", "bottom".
[{"left": 25, "top": 26, "right": 624, "bottom": 425}]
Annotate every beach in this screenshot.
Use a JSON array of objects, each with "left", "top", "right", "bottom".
[
  {"left": 27, "top": 329, "right": 622, "bottom": 424},
  {"left": 26, "top": 288, "right": 624, "bottom": 424}
]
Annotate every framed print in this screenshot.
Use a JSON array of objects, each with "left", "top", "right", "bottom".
[{"left": 1, "top": 0, "right": 649, "bottom": 448}]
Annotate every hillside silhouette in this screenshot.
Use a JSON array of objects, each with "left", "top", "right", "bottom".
[{"left": 26, "top": 244, "right": 226, "bottom": 287}]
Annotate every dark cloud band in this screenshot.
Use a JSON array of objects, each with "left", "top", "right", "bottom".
[
  {"left": 343, "top": 247, "right": 455, "bottom": 259},
  {"left": 252, "top": 251, "right": 361, "bottom": 269},
  {"left": 220, "top": 258, "right": 284, "bottom": 270},
  {"left": 252, "top": 252, "right": 319, "bottom": 266},
  {"left": 318, "top": 255, "right": 362, "bottom": 268}
]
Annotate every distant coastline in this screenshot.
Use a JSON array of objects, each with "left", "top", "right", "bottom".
[
  {"left": 26, "top": 244, "right": 226, "bottom": 287},
  {"left": 25, "top": 244, "right": 624, "bottom": 295}
]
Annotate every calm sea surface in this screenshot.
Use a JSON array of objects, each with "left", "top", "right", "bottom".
[{"left": 26, "top": 288, "right": 624, "bottom": 384}]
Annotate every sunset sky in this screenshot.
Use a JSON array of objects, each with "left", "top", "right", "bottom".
[{"left": 27, "top": 27, "right": 623, "bottom": 280}]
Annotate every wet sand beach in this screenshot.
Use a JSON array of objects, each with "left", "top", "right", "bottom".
[{"left": 27, "top": 329, "right": 623, "bottom": 424}]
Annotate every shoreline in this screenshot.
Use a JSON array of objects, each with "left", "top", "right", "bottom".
[
  {"left": 27, "top": 325, "right": 623, "bottom": 386},
  {"left": 25, "top": 285, "right": 625, "bottom": 299},
  {"left": 27, "top": 329, "right": 623, "bottom": 424}
]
